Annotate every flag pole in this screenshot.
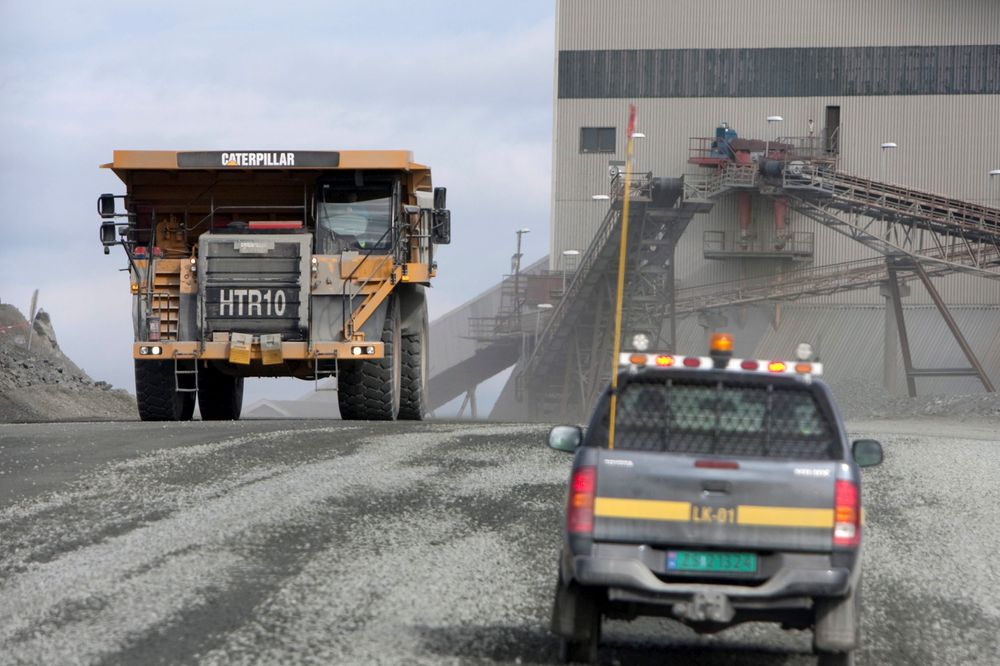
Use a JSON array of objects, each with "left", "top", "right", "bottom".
[{"left": 608, "top": 105, "right": 636, "bottom": 450}]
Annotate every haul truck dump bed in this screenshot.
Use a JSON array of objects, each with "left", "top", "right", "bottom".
[{"left": 97, "top": 150, "right": 451, "bottom": 421}]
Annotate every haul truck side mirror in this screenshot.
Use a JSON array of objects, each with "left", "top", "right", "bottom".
[
  {"left": 433, "top": 187, "right": 446, "bottom": 210},
  {"left": 100, "top": 221, "right": 118, "bottom": 254},
  {"left": 98, "top": 193, "right": 116, "bottom": 218},
  {"left": 432, "top": 209, "right": 451, "bottom": 244}
]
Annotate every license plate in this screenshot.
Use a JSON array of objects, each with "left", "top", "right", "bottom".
[{"left": 666, "top": 550, "right": 757, "bottom": 573}]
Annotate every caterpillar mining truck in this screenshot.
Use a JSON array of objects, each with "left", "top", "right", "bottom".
[{"left": 97, "top": 150, "right": 450, "bottom": 422}]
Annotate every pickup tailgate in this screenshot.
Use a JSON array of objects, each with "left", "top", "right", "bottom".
[
  {"left": 593, "top": 450, "right": 837, "bottom": 552},
  {"left": 592, "top": 372, "right": 843, "bottom": 552}
]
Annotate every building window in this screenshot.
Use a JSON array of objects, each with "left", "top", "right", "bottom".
[{"left": 580, "top": 127, "right": 615, "bottom": 153}]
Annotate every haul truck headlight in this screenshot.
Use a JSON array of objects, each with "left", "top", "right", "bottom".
[
  {"left": 138, "top": 346, "right": 163, "bottom": 356},
  {"left": 350, "top": 346, "right": 376, "bottom": 356}
]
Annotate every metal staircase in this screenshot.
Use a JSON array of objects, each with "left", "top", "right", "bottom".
[{"left": 507, "top": 174, "right": 713, "bottom": 421}]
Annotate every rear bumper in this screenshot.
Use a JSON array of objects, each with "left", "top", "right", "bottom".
[
  {"left": 132, "top": 341, "right": 384, "bottom": 361},
  {"left": 570, "top": 545, "right": 850, "bottom": 604}
]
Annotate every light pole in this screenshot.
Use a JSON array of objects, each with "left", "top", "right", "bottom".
[
  {"left": 535, "top": 303, "right": 553, "bottom": 341},
  {"left": 513, "top": 228, "right": 530, "bottom": 329},
  {"left": 561, "top": 249, "right": 580, "bottom": 293},
  {"left": 630, "top": 131, "right": 646, "bottom": 171},
  {"left": 766, "top": 115, "right": 783, "bottom": 158},
  {"left": 880, "top": 142, "right": 897, "bottom": 184}
]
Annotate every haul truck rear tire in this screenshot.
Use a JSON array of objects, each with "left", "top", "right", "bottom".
[
  {"left": 134, "top": 359, "right": 195, "bottom": 422},
  {"left": 397, "top": 306, "right": 428, "bottom": 420},
  {"left": 198, "top": 363, "right": 244, "bottom": 421},
  {"left": 337, "top": 296, "right": 402, "bottom": 420}
]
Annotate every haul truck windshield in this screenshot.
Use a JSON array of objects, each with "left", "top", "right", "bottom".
[{"left": 97, "top": 150, "right": 451, "bottom": 422}]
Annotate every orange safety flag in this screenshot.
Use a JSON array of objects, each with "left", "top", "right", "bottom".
[{"left": 627, "top": 104, "right": 636, "bottom": 139}]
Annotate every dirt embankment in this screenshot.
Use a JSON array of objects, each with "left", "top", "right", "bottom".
[{"left": 0, "top": 303, "right": 136, "bottom": 423}]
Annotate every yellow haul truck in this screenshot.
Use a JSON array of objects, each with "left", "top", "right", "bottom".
[{"left": 97, "top": 150, "right": 450, "bottom": 421}]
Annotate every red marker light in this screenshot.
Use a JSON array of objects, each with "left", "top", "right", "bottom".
[
  {"left": 248, "top": 221, "right": 303, "bottom": 230},
  {"left": 683, "top": 357, "right": 701, "bottom": 368},
  {"left": 741, "top": 360, "right": 759, "bottom": 370},
  {"left": 695, "top": 459, "right": 739, "bottom": 470}
]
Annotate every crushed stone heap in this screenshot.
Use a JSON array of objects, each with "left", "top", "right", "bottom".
[{"left": 0, "top": 302, "right": 136, "bottom": 422}]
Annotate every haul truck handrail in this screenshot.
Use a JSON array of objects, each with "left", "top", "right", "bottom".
[
  {"left": 340, "top": 207, "right": 434, "bottom": 339},
  {"left": 341, "top": 220, "right": 407, "bottom": 339},
  {"left": 188, "top": 204, "right": 307, "bottom": 235}
]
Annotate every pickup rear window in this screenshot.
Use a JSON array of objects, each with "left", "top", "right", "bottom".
[{"left": 603, "top": 376, "right": 838, "bottom": 460}]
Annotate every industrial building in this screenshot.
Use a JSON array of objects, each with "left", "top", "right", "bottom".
[{"left": 429, "top": 0, "right": 1000, "bottom": 421}]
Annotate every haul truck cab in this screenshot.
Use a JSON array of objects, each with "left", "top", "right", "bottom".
[{"left": 97, "top": 150, "right": 451, "bottom": 422}]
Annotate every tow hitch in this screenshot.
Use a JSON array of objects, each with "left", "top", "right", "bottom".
[{"left": 673, "top": 592, "right": 735, "bottom": 623}]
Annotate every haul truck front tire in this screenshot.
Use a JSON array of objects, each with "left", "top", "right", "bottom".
[
  {"left": 134, "top": 359, "right": 195, "bottom": 422},
  {"left": 338, "top": 296, "right": 402, "bottom": 420},
  {"left": 397, "top": 305, "right": 428, "bottom": 420},
  {"left": 198, "top": 363, "right": 244, "bottom": 421}
]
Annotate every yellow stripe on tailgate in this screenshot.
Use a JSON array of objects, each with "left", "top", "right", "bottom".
[
  {"left": 737, "top": 505, "right": 834, "bottom": 529},
  {"left": 595, "top": 497, "right": 834, "bottom": 529},
  {"left": 594, "top": 497, "right": 691, "bottom": 522}
]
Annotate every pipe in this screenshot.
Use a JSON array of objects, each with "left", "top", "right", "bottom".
[
  {"left": 737, "top": 191, "right": 752, "bottom": 245},
  {"left": 774, "top": 197, "right": 788, "bottom": 249}
]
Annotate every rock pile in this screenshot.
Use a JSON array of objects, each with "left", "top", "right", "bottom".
[{"left": 0, "top": 303, "right": 136, "bottom": 422}]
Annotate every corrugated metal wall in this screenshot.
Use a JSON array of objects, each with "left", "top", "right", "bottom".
[
  {"left": 550, "top": 0, "right": 1000, "bottom": 306},
  {"left": 552, "top": 95, "right": 1000, "bottom": 305},
  {"left": 673, "top": 304, "right": 1000, "bottom": 396},
  {"left": 555, "top": 0, "right": 1000, "bottom": 50}
]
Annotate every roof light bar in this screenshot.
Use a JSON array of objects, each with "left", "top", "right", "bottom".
[{"left": 619, "top": 352, "right": 822, "bottom": 377}]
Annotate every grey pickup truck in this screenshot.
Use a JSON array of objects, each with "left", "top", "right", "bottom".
[{"left": 548, "top": 337, "right": 883, "bottom": 665}]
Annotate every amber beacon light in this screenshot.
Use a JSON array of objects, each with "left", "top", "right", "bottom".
[{"left": 710, "top": 332, "right": 734, "bottom": 353}]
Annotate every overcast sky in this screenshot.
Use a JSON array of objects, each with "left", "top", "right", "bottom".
[{"left": 0, "top": 1, "right": 555, "bottom": 409}]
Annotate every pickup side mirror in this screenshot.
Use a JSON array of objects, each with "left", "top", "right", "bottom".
[
  {"left": 852, "top": 439, "right": 883, "bottom": 467},
  {"left": 98, "top": 193, "right": 116, "bottom": 218},
  {"left": 549, "top": 425, "right": 582, "bottom": 453},
  {"left": 432, "top": 209, "right": 451, "bottom": 244}
]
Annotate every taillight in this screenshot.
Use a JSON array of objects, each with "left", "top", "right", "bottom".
[
  {"left": 833, "top": 479, "right": 860, "bottom": 548},
  {"left": 567, "top": 466, "right": 596, "bottom": 534}
]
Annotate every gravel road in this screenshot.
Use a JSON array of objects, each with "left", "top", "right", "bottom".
[{"left": 0, "top": 418, "right": 997, "bottom": 665}]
